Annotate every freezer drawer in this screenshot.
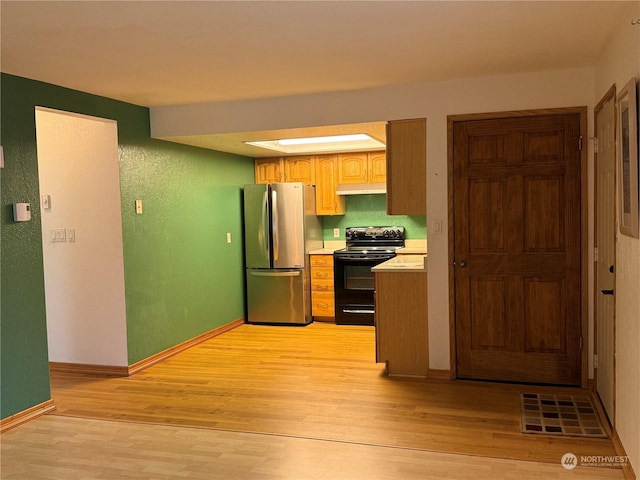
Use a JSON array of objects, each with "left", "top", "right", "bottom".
[{"left": 246, "top": 269, "right": 311, "bottom": 325}]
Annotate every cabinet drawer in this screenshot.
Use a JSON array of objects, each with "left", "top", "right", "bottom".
[
  {"left": 311, "top": 267, "right": 333, "bottom": 280},
  {"left": 311, "top": 279, "right": 334, "bottom": 292},
  {"left": 312, "top": 292, "right": 335, "bottom": 317},
  {"left": 311, "top": 255, "right": 333, "bottom": 267}
]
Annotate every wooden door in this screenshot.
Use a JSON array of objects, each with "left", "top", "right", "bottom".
[
  {"left": 453, "top": 113, "right": 582, "bottom": 385},
  {"left": 284, "top": 155, "right": 315, "bottom": 185},
  {"left": 595, "top": 88, "right": 617, "bottom": 422}
]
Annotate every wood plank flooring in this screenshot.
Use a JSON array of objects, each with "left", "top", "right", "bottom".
[
  {"left": 44, "top": 323, "right": 620, "bottom": 472},
  {"left": 1, "top": 415, "right": 623, "bottom": 479}
]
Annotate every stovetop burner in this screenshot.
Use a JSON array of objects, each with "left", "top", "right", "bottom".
[
  {"left": 334, "top": 246, "right": 401, "bottom": 254},
  {"left": 334, "top": 226, "right": 405, "bottom": 258}
]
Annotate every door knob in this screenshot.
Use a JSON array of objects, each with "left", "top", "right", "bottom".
[
  {"left": 601, "top": 289, "right": 614, "bottom": 295},
  {"left": 459, "top": 260, "right": 467, "bottom": 268}
]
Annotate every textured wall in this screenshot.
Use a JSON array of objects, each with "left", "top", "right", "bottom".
[
  {"left": 120, "top": 139, "right": 252, "bottom": 364},
  {"left": 594, "top": 3, "right": 640, "bottom": 473},
  {"left": 321, "top": 194, "right": 426, "bottom": 240},
  {"left": 1, "top": 73, "right": 254, "bottom": 418},
  {"left": 1, "top": 75, "right": 52, "bottom": 418}
]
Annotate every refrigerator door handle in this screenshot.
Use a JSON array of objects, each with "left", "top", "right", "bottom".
[
  {"left": 249, "top": 270, "right": 301, "bottom": 277},
  {"left": 260, "top": 190, "right": 269, "bottom": 257},
  {"left": 272, "top": 189, "right": 279, "bottom": 261}
]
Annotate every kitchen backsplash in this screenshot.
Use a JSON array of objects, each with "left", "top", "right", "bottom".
[{"left": 321, "top": 194, "right": 427, "bottom": 240}]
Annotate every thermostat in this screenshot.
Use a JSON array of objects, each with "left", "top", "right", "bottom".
[{"left": 13, "top": 203, "right": 31, "bottom": 222}]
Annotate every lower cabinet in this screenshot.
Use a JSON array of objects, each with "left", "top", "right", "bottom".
[
  {"left": 310, "top": 255, "right": 335, "bottom": 320},
  {"left": 375, "top": 271, "right": 428, "bottom": 376}
]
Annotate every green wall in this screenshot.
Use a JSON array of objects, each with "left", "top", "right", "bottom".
[
  {"left": 0, "top": 73, "right": 254, "bottom": 418},
  {"left": 121, "top": 142, "right": 252, "bottom": 363},
  {"left": 322, "top": 194, "right": 426, "bottom": 240}
]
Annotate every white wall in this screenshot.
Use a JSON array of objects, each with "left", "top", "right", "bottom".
[
  {"left": 152, "top": 66, "right": 597, "bottom": 373},
  {"left": 595, "top": 3, "right": 640, "bottom": 473},
  {"left": 36, "top": 107, "right": 128, "bottom": 366}
]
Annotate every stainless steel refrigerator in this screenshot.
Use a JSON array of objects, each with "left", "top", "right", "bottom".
[{"left": 244, "top": 183, "right": 322, "bottom": 325}]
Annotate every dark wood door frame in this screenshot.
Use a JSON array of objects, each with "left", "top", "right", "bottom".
[{"left": 447, "top": 107, "right": 589, "bottom": 388}]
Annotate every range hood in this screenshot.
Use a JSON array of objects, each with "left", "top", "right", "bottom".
[{"left": 336, "top": 183, "right": 387, "bottom": 195}]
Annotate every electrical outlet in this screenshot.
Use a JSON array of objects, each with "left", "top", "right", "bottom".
[
  {"left": 226, "top": 232, "right": 232, "bottom": 244},
  {"left": 135, "top": 199, "right": 143, "bottom": 214},
  {"left": 333, "top": 228, "right": 340, "bottom": 238}
]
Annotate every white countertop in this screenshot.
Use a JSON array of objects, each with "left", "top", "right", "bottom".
[
  {"left": 396, "top": 246, "right": 427, "bottom": 254},
  {"left": 309, "top": 248, "right": 339, "bottom": 255},
  {"left": 371, "top": 254, "right": 427, "bottom": 272}
]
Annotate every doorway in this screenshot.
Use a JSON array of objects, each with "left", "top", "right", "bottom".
[
  {"left": 35, "top": 107, "right": 128, "bottom": 368},
  {"left": 594, "top": 86, "right": 617, "bottom": 424},
  {"left": 449, "top": 108, "right": 587, "bottom": 385}
]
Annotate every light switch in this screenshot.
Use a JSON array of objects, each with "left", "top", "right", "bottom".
[
  {"left": 51, "top": 228, "right": 66, "bottom": 242},
  {"left": 135, "top": 199, "right": 143, "bottom": 214},
  {"left": 431, "top": 220, "right": 442, "bottom": 235},
  {"left": 41, "top": 195, "right": 51, "bottom": 209},
  {"left": 226, "top": 232, "right": 232, "bottom": 244},
  {"left": 67, "top": 228, "right": 76, "bottom": 243}
]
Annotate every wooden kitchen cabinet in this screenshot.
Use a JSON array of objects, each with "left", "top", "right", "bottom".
[
  {"left": 284, "top": 155, "right": 315, "bottom": 185},
  {"left": 255, "top": 157, "right": 284, "bottom": 184},
  {"left": 368, "top": 151, "right": 387, "bottom": 183},
  {"left": 386, "top": 118, "right": 426, "bottom": 215},
  {"left": 255, "top": 156, "right": 315, "bottom": 184},
  {"left": 310, "top": 254, "right": 335, "bottom": 320},
  {"left": 314, "top": 155, "right": 346, "bottom": 215},
  {"left": 375, "top": 270, "right": 428, "bottom": 377},
  {"left": 337, "top": 151, "right": 386, "bottom": 185}
]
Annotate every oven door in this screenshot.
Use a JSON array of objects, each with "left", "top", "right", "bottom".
[{"left": 333, "top": 254, "right": 394, "bottom": 325}]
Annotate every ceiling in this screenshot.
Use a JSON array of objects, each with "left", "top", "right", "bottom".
[{"left": 1, "top": 1, "right": 632, "bottom": 156}]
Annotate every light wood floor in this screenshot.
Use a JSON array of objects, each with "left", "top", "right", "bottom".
[
  {"left": 4, "top": 323, "right": 622, "bottom": 478},
  {"left": 1, "top": 415, "right": 623, "bottom": 479}
]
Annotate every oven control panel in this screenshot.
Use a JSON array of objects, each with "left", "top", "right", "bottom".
[{"left": 345, "top": 226, "right": 405, "bottom": 240}]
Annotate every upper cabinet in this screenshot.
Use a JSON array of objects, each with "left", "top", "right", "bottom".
[
  {"left": 368, "top": 151, "right": 387, "bottom": 183},
  {"left": 253, "top": 149, "right": 392, "bottom": 216},
  {"left": 255, "top": 157, "right": 283, "bottom": 184},
  {"left": 337, "top": 151, "right": 386, "bottom": 185},
  {"left": 386, "top": 119, "right": 426, "bottom": 216},
  {"left": 284, "top": 155, "right": 315, "bottom": 185},
  {"left": 255, "top": 156, "right": 315, "bottom": 185},
  {"left": 315, "top": 155, "right": 346, "bottom": 215}
]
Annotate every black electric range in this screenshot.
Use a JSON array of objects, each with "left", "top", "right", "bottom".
[{"left": 333, "top": 226, "right": 405, "bottom": 325}]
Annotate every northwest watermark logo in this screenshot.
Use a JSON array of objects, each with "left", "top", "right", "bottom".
[
  {"left": 561, "top": 452, "right": 630, "bottom": 470},
  {"left": 561, "top": 453, "right": 578, "bottom": 470}
]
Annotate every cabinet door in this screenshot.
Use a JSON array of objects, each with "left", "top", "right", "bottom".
[
  {"left": 368, "top": 151, "right": 387, "bottom": 183},
  {"left": 337, "top": 153, "right": 368, "bottom": 184},
  {"left": 255, "top": 157, "right": 283, "bottom": 184},
  {"left": 315, "top": 155, "right": 345, "bottom": 215},
  {"left": 284, "top": 156, "right": 315, "bottom": 185},
  {"left": 386, "top": 119, "right": 426, "bottom": 215}
]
